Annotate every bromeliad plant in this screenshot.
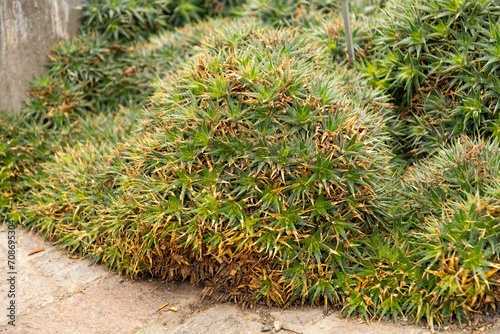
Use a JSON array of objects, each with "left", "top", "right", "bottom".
[
  {"left": 363, "top": 0, "right": 500, "bottom": 157},
  {"left": 25, "top": 24, "right": 395, "bottom": 308}
]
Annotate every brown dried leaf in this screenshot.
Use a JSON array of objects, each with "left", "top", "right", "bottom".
[
  {"left": 28, "top": 247, "right": 45, "bottom": 256},
  {"left": 124, "top": 65, "right": 137, "bottom": 77}
]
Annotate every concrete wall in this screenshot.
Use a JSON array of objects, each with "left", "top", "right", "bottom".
[{"left": 0, "top": 0, "right": 83, "bottom": 112}]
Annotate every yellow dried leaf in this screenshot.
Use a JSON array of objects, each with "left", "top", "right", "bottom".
[{"left": 156, "top": 301, "right": 169, "bottom": 312}]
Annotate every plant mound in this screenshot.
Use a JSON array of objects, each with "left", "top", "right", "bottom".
[
  {"left": 400, "top": 137, "right": 500, "bottom": 220},
  {"left": 392, "top": 137, "right": 500, "bottom": 324},
  {"left": 28, "top": 24, "right": 394, "bottom": 307},
  {"left": 365, "top": 0, "right": 500, "bottom": 156},
  {"left": 245, "top": 0, "right": 386, "bottom": 64},
  {"left": 0, "top": 6, "right": 238, "bottom": 220}
]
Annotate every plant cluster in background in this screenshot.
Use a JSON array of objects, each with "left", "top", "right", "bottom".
[
  {"left": 1, "top": 0, "right": 499, "bottom": 330},
  {"left": 364, "top": 0, "right": 500, "bottom": 157},
  {"left": 0, "top": 0, "right": 243, "bottom": 218}
]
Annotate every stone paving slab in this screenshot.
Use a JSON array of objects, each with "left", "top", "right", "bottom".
[
  {"left": 1, "top": 224, "right": 499, "bottom": 334},
  {"left": 139, "top": 303, "right": 432, "bottom": 334},
  {"left": 0, "top": 226, "right": 108, "bottom": 321},
  {"left": 3, "top": 275, "right": 185, "bottom": 334}
]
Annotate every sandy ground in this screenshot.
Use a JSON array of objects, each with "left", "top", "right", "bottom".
[{"left": 0, "top": 225, "right": 499, "bottom": 334}]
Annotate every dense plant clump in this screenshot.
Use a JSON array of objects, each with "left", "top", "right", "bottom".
[
  {"left": 392, "top": 137, "right": 500, "bottom": 326},
  {"left": 245, "top": 0, "right": 385, "bottom": 63},
  {"left": 2, "top": 0, "right": 500, "bottom": 329},
  {"left": 399, "top": 138, "right": 500, "bottom": 220},
  {"left": 80, "top": 0, "right": 243, "bottom": 41},
  {"left": 365, "top": 0, "right": 500, "bottom": 157},
  {"left": 0, "top": 1, "right": 240, "bottom": 219},
  {"left": 24, "top": 25, "right": 395, "bottom": 308}
]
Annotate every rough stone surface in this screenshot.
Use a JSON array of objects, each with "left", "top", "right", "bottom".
[
  {"left": 167, "top": 306, "right": 261, "bottom": 334},
  {"left": 0, "top": 0, "right": 82, "bottom": 112},
  {"left": 4, "top": 276, "right": 177, "bottom": 334},
  {"left": 1, "top": 225, "right": 499, "bottom": 334},
  {"left": 0, "top": 226, "right": 108, "bottom": 323}
]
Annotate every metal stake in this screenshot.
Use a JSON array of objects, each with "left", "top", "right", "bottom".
[{"left": 341, "top": 0, "right": 355, "bottom": 64}]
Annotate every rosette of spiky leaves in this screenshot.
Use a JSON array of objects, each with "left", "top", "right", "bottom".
[
  {"left": 397, "top": 137, "right": 500, "bottom": 222},
  {"left": 308, "top": 10, "right": 384, "bottom": 65},
  {"left": 25, "top": 24, "right": 394, "bottom": 308},
  {"left": 46, "top": 16, "right": 236, "bottom": 118},
  {"left": 244, "top": 0, "right": 386, "bottom": 30},
  {"left": 374, "top": 137, "right": 500, "bottom": 326},
  {"left": 80, "top": 0, "right": 170, "bottom": 42},
  {"left": 0, "top": 15, "right": 236, "bottom": 222},
  {"left": 80, "top": 0, "right": 244, "bottom": 43},
  {"left": 413, "top": 196, "right": 500, "bottom": 323},
  {"left": 140, "top": 17, "right": 239, "bottom": 74},
  {"left": 45, "top": 33, "right": 149, "bottom": 115},
  {"left": 244, "top": 0, "right": 308, "bottom": 26},
  {"left": 327, "top": 138, "right": 500, "bottom": 328},
  {"left": 364, "top": 0, "right": 500, "bottom": 157},
  {"left": 335, "top": 193, "right": 500, "bottom": 329}
]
